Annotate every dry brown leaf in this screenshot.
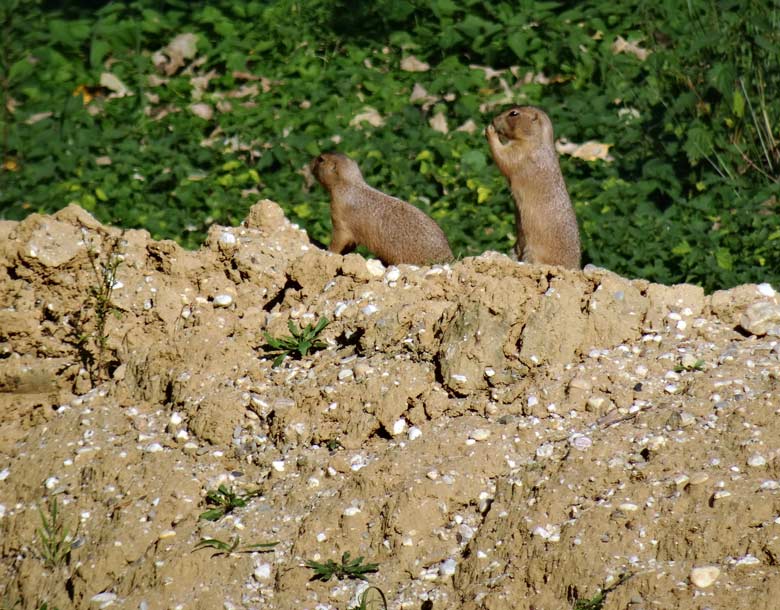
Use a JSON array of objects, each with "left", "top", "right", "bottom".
[
  {"left": 189, "top": 103, "right": 213, "bottom": 121},
  {"left": 190, "top": 69, "right": 218, "bottom": 100},
  {"left": 429, "top": 112, "right": 449, "bottom": 134},
  {"left": 456, "top": 119, "right": 478, "bottom": 134},
  {"left": 401, "top": 55, "right": 430, "bottom": 72},
  {"left": 147, "top": 74, "right": 168, "bottom": 87},
  {"left": 95, "top": 156, "right": 112, "bottom": 166},
  {"left": 349, "top": 107, "right": 384, "bottom": 128},
  {"left": 100, "top": 73, "right": 131, "bottom": 97},
  {"left": 410, "top": 83, "right": 439, "bottom": 110},
  {"left": 611, "top": 36, "right": 650, "bottom": 61},
  {"left": 216, "top": 100, "right": 233, "bottom": 113},
  {"left": 226, "top": 84, "right": 259, "bottom": 99},
  {"left": 556, "top": 139, "right": 614, "bottom": 162},
  {"left": 6, "top": 96, "right": 18, "bottom": 115},
  {"left": 25, "top": 112, "right": 53, "bottom": 125},
  {"left": 469, "top": 64, "right": 505, "bottom": 80},
  {"left": 154, "top": 33, "right": 199, "bottom": 76}
]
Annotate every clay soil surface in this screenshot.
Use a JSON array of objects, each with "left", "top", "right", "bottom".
[{"left": 1, "top": 202, "right": 780, "bottom": 610}]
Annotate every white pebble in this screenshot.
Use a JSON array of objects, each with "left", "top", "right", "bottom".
[
  {"left": 0, "top": 468, "right": 9, "bottom": 481},
  {"left": 316, "top": 532, "right": 328, "bottom": 542},
  {"left": 271, "top": 460, "right": 285, "bottom": 472},
  {"left": 365, "top": 259, "right": 385, "bottom": 276},
  {"left": 758, "top": 283, "right": 776, "bottom": 297},
  {"left": 469, "top": 429, "right": 491, "bottom": 442},
  {"left": 343, "top": 506, "right": 362, "bottom": 517},
  {"left": 391, "top": 418, "right": 408, "bottom": 436},
  {"left": 439, "top": 558, "right": 457, "bottom": 576},
  {"left": 760, "top": 480, "right": 780, "bottom": 490},
  {"left": 527, "top": 395, "right": 539, "bottom": 408},
  {"left": 338, "top": 369, "right": 354, "bottom": 381},
  {"left": 385, "top": 267, "right": 400, "bottom": 282},
  {"left": 0, "top": 504, "right": 5, "bottom": 518},
  {"left": 334, "top": 302, "right": 348, "bottom": 318},
  {"left": 664, "top": 383, "right": 679, "bottom": 394},
  {"left": 253, "top": 563, "right": 272, "bottom": 580},
  {"left": 570, "top": 435, "right": 592, "bottom": 451},
  {"left": 747, "top": 454, "right": 767, "bottom": 468},
  {"left": 219, "top": 231, "right": 237, "bottom": 245},
  {"left": 618, "top": 503, "right": 639, "bottom": 512},
  {"left": 169, "top": 412, "right": 183, "bottom": 426},
  {"left": 213, "top": 294, "right": 233, "bottom": 307},
  {"left": 735, "top": 554, "right": 760, "bottom": 567},
  {"left": 408, "top": 426, "right": 422, "bottom": 441},
  {"left": 690, "top": 566, "right": 720, "bottom": 588},
  {"left": 536, "top": 443, "right": 554, "bottom": 459},
  {"left": 361, "top": 304, "right": 378, "bottom": 315},
  {"left": 90, "top": 592, "right": 117, "bottom": 607},
  {"left": 45, "top": 476, "right": 59, "bottom": 489},
  {"left": 144, "top": 443, "right": 163, "bottom": 453},
  {"left": 450, "top": 374, "right": 467, "bottom": 383}
]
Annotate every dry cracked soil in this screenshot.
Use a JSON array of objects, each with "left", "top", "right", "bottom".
[{"left": 1, "top": 201, "right": 780, "bottom": 610}]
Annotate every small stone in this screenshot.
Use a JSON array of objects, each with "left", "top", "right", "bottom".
[
  {"left": 44, "top": 476, "right": 59, "bottom": 490},
  {"left": 213, "top": 294, "right": 233, "bottom": 307},
  {"left": 219, "top": 231, "right": 237, "bottom": 245},
  {"left": 271, "top": 460, "right": 285, "bottom": 472},
  {"left": 740, "top": 301, "right": 780, "bottom": 337},
  {"left": 735, "top": 554, "right": 760, "bottom": 567},
  {"left": 618, "top": 502, "right": 639, "bottom": 512},
  {"left": 253, "top": 563, "right": 272, "bottom": 580},
  {"left": 760, "top": 480, "right": 780, "bottom": 490},
  {"left": 690, "top": 566, "right": 720, "bottom": 588},
  {"left": 385, "top": 267, "right": 400, "bottom": 282},
  {"left": 90, "top": 592, "right": 118, "bottom": 607},
  {"left": 158, "top": 530, "right": 176, "bottom": 540},
  {"left": 391, "top": 418, "right": 407, "bottom": 436},
  {"left": 747, "top": 453, "right": 767, "bottom": 468},
  {"left": 469, "top": 429, "right": 491, "bottom": 441},
  {"left": 450, "top": 374, "right": 467, "bottom": 384},
  {"left": 338, "top": 369, "right": 354, "bottom": 381},
  {"left": 343, "top": 506, "right": 361, "bottom": 517},
  {"left": 757, "top": 283, "right": 776, "bottom": 298},
  {"left": 144, "top": 443, "right": 163, "bottom": 453},
  {"left": 361, "top": 304, "right": 379, "bottom": 316},
  {"left": 569, "top": 376, "right": 592, "bottom": 391},
  {"left": 536, "top": 443, "right": 554, "bottom": 459},
  {"left": 365, "top": 259, "right": 385, "bottom": 276},
  {"left": 0, "top": 468, "right": 9, "bottom": 481},
  {"left": 680, "top": 353, "right": 699, "bottom": 369},
  {"left": 570, "top": 435, "right": 592, "bottom": 451},
  {"left": 439, "top": 558, "right": 457, "bottom": 576},
  {"left": 689, "top": 472, "right": 709, "bottom": 485},
  {"left": 169, "top": 412, "right": 183, "bottom": 426},
  {"left": 408, "top": 426, "right": 422, "bottom": 441}
]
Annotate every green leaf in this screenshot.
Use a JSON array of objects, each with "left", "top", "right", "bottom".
[
  {"left": 732, "top": 89, "right": 745, "bottom": 118},
  {"left": 715, "top": 248, "right": 733, "bottom": 270}
]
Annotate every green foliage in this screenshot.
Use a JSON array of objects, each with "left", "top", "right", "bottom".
[
  {"left": 305, "top": 551, "right": 380, "bottom": 582},
  {"left": 199, "top": 484, "right": 262, "bottom": 521},
  {"left": 194, "top": 536, "right": 277, "bottom": 556},
  {"left": 262, "top": 317, "right": 329, "bottom": 367},
  {"left": 1, "top": 0, "right": 779, "bottom": 291},
  {"left": 571, "top": 573, "right": 631, "bottom": 610},
  {"left": 66, "top": 230, "right": 124, "bottom": 385},
  {"left": 37, "top": 498, "right": 74, "bottom": 569}
]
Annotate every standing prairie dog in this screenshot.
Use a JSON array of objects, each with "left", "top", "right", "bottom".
[
  {"left": 486, "top": 106, "right": 581, "bottom": 269},
  {"left": 311, "top": 152, "right": 453, "bottom": 266}
]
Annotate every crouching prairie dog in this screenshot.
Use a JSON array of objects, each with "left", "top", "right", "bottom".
[
  {"left": 311, "top": 152, "right": 453, "bottom": 266},
  {"left": 486, "top": 105, "right": 581, "bottom": 269}
]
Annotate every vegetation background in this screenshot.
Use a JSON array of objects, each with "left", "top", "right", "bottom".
[{"left": 1, "top": 0, "right": 778, "bottom": 292}]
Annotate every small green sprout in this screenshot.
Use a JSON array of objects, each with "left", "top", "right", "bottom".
[
  {"left": 199, "top": 485, "right": 262, "bottom": 521},
  {"left": 194, "top": 536, "right": 277, "bottom": 556},
  {"left": 37, "top": 498, "right": 75, "bottom": 569},
  {"left": 262, "top": 317, "right": 329, "bottom": 366},
  {"left": 305, "top": 551, "right": 379, "bottom": 582}
]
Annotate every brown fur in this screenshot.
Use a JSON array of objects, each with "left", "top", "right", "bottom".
[
  {"left": 486, "top": 105, "right": 581, "bottom": 269},
  {"left": 311, "top": 152, "right": 453, "bottom": 266}
]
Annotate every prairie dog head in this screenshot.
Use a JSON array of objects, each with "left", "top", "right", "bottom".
[
  {"left": 311, "top": 152, "right": 364, "bottom": 190},
  {"left": 492, "top": 106, "right": 555, "bottom": 148}
]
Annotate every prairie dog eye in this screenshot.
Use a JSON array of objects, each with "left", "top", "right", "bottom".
[{"left": 509, "top": 109, "right": 520, "bottom": 117}]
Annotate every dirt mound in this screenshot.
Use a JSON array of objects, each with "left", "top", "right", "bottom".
[{"left": 1, "top": 202, "right": 779, "bottom": 610}]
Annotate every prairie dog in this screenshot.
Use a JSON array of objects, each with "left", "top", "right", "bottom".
[
  {"left": 311, "top": 152, "right": 453, "bottom": 266},
  {"left": 486, "top": 105, "right": 581, "bottom": 269}
]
